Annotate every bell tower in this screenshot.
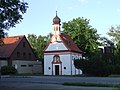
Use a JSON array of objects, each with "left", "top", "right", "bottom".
[{"left": 53, "top": 11, "right": 61, "bottom": 36}]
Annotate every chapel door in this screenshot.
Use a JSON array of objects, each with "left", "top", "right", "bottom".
[{"left": 55, "top": 65, "right": 59, "bottom": 75}]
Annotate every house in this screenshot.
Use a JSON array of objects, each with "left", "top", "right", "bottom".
[
  {"left": 0, "top": 35, "right": 42, "bottom": 74},
  {"left": 44, "top": 12, "right": 83, "bottom": 75}
]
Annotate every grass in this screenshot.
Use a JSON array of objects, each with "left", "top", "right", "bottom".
[
  {"left": 109, "top": 74, "right": 120, "bottom": 77},
  {"left": 63, "top": 82, "right": 120, "bottom": 89}
]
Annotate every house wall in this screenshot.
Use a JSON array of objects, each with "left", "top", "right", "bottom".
[
  {"left": 0, "top": 60, "right": 7, "bottom": 67},
  {"left": 12, "top": 60, "right": 42, "bottom": 74}
]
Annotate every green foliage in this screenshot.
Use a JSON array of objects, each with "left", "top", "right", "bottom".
[
  {"left": 63, "top": 82, "right": 120, "bottom": 88},
  {"left": 1, "top": 66, "right": 17, "bottom": 75},
  {"left": 27, "top": 34, "right": 50, "bottom": 61},
  {"left": 107, "top": 25, "right": 120, "bottom": 43},
  {"left": 0, "top": 30, "right": 4, "bottom": 46},
  {"left": 62, "top": 17, "right": 102, "bottom": 58},
  {"left": 0, "top": 0, "right": 28, "bottom": 30},
  {"left": 74, "top": 51, "right": 110, "bottom": 76},
  {"left": 115, "top": 41, "right": 120, "bottom": 57},
  {"left": 107, "top": 26, "right": 120, "bottom": 74},
  {"left": 0, "top": 0, "right": 28, "bottom": 44}
]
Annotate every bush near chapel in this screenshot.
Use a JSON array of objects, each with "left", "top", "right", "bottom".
[{"left": 0, "top": 66, "right": 17, "bottom": 75}]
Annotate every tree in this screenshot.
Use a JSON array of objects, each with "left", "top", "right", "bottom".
[
  {"left": 74, "top": 51, "right": 111, "bottom": 76},
  {"left": 107, "top": 25, "right": 120, "bottom": 43},
  {"left": 62, "top": 17, "right": 102, "bottom": 58},
  {"left": 0, "top": 0, "right": 28, "bottom": 44},
  {"left": 107, "top": 25, "right": 120, "bottom": 74},
  {"left": 27, "top": 34, "right": 49, "bottom": 61}
]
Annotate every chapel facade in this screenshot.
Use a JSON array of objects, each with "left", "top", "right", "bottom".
[{"left": 44, "top": 12, "right": 82, "bottom": 75}]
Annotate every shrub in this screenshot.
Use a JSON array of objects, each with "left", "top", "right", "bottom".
[{"left": 1, "top": 66, "right": 17, "bottom": 75}]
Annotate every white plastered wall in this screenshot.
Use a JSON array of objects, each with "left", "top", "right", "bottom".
[
  {"left": 0, "top": 60, "right": 7, "bottom": 67},
  {"left": 12, "top": 60, "right": 42, "bottom": 74},
  {"left": 44, "top": 55, "right": 53, "bottom": 75}
]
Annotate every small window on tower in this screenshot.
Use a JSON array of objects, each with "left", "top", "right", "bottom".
[
  {"left": 56, "top": 27, "right": 58, "bottom": 31},
  {"left": 54, "top": 27, "right": 56, "bottom": 31}
]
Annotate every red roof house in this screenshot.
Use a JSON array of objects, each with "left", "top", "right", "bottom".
[{"left": 0, "top": 35, "right": 42, "bottom": 74}]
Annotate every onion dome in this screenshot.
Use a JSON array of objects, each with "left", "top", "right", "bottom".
[{"left": 53, "top": 11, "right": 61, "bottom": 24}]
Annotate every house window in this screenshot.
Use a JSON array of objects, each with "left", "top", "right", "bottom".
[
  {"left": 23, "top": 42, "right": 26, "bottom": 47},
  {"left": 28, "top": 53, "right": 31, "bottom": 59},
  {"left": 21, "top": 65, "right": 26, "bottom": 67},
  {"left": 17, "top": 52, "right": 20, "bottom": 58},
  {"left": 23, "top": 52, "right": 26, "bottom": 58},
  {"left": 28, "top": 65, "right": 33, "bottom": 67}
]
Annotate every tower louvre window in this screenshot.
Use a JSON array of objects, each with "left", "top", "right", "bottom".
[{"left": 56, "top": 26, "right": 58, "bottom": 31}]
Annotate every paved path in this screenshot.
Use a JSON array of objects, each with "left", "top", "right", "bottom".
[{"left": 0, "top": 76, "right": 119, "bottom": 90}]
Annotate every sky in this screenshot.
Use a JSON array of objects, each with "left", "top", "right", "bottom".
[{"left": 8, "top": 0, "right": 120, "bottom": 38}]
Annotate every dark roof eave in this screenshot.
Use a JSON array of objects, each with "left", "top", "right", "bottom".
[{"left": 44, "top": 50, "right": 82, "bottom": 53}]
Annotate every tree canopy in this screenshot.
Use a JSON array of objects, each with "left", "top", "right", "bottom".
[
  {"left": 0, "top": 0, "right": 28, "bottom": 45},
  {"left": 62, "top": 17, "right": 102, "bottom": 57},
  {"left": 27, "top": 34, "right": 49, "bottom": 61},
  {"left": 107, "top": 25, "right": 120, "bottom": 43}
]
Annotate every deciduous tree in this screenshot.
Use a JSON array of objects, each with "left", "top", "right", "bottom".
[
  {"left": 62, "top": 17, "right": 102, "bottom": 58},
  {"left": 0, "top": 0, "right": 28, "bottom": 45},
  {"left": 107, "top": 25, "right": 120, "bottom": 43},
  {"left": 27, "top": 34, "right": 49, "bottom": 61}
]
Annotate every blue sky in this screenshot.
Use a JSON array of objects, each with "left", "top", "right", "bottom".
[{"left": 8, "top": 0, "right": 120, "bottom": 38}]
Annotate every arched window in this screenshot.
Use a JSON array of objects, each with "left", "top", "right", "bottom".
[
  {"left": 53, "top": 55, "right": 60, "bottom": 63},
  {"left": 56, "top": 26, "right": 58, "bottom": 31}
]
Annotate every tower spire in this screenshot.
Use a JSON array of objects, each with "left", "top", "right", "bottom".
[
  {"left": 56, "top": 11, "right": 57, "bottom": 16},
  {"left": 53, "top": 11, "right": 61, "bottom": 35}
]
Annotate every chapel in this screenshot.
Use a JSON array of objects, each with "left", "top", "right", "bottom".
[{"left": 44, "top": 12, "right": 82, "bottom": 75}]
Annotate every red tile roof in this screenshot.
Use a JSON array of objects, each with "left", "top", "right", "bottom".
[
  {"left": 44, "top": 33, "right": 82, "bottom": 53},
  {"left": 60, "top": 34, "right": 82, "bottom": 53},
  {"left": 0, "top": 35, "right": 24, "bottom": 58}
]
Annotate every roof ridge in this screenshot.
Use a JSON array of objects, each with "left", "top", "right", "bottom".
[{"left": 5, "top": 35, "right": 25, "bottom": 38}]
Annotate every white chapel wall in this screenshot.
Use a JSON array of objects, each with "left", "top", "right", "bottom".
[
  {"left": 44, "top": 55, "right": 53, "bottom": 75},
  {"left": 60, "top": 54, "right": 71, "bottom": 75},
  {"left": 71, "top": 53, "right": 83, "bottom": 75}
]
